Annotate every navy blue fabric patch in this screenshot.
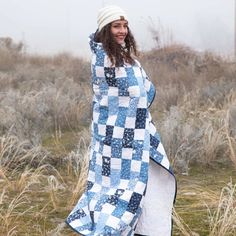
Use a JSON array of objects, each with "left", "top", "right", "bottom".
[
  {"left": 135, "top": 108, "right": 147, "bottom": 128},
  {"left": 104, "top": 67, "right": 117, "bottom": 87},
  {"left": 103, "top": 125, "right": 114, "bottom": 145},
  {"left": 102, "top": 156, "right": 111, "bottom": 176},
  {"left": 87, "top": 181, "right": 94, "bottom": 191},
  {"left": 107, "top": 189, "right": 124, "bottom": 206},
  {"left": 67, "top": 209, "right": 86, "bottom": 223},
  {"left": 127, "top": 192, "right": 142, "bottom": 214},
  {"left": 123, "top": 128, "right": 134, "bottom": 148},
  {"left": 150, "top": 134, "right": 159, "bottom": 148}
]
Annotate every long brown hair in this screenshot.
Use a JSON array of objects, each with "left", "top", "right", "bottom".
[{"left": 95, "top": 23, "right": 138, "bottom": 67}]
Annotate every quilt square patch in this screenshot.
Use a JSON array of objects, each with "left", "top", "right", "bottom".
[
  {"left": 123, "top": 128, "right": 134, "bottom": 148},
  {"left": 102, "top": 156, "right": 111, "bottom": 176},
  {"left": 127, "top": 192, "right": 142, "bottom": 214},
  {"left": 135, "top": 108, "right": 147, "bottom": 129}
]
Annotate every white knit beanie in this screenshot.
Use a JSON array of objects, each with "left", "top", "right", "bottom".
[{"left": 97, "top": 5, "right": 128, "bottom": 32}]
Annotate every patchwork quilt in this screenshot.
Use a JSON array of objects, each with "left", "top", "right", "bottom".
[{"left": 66, "top": 33, "right": 175, "bottom": 236}]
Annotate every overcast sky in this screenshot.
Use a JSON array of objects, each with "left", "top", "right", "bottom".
[{"left": 0, "top": 0, "right": 234, "bottom": 58}]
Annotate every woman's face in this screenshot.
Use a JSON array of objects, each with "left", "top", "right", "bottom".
[{"left": 110, "top": 20, "right": 128, "bottom": 45}]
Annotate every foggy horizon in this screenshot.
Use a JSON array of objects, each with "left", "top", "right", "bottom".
[{"left": 0, "top": 0, "right": 234, "bottom": 59}]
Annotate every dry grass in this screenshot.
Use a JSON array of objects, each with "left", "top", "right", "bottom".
[
  {"left": 226, "top": 108, "right": 236, "bottom": 168},
  {"left": 1, "top": 132, "right": 235, "bottom": 235},
  {"left": 0, "top": 133, "right": 89, "bottom": 235},
  {"left": 0, "top": 38, "right": 235, "bottom": 169},
  {"left": 207, "top": 182, "right": 236, "bottom": 236},
  {"left": 0, "top": 37, "right": 236, "bottom": 235},
  {"left": 173, "top": 209, "right": 198, "bottom": 236},
  {"left": 174, "top": 168, "right": 236, "bottom": 236}
]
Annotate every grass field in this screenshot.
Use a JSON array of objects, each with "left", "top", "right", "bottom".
[
  {"left": 0, "top": 133, "right": 236, "bottom": 235},
  {"left": 0, "top": 37, "right": 236, "bottom": 235}
]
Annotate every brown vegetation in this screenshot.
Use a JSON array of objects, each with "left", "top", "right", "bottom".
[{"left": 0, "top": 37, "right": 236, "bottom": 235}]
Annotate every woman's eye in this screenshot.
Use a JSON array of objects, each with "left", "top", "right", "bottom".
[{"left": 112, "top": 24, "right": 127, "bottom": 29}]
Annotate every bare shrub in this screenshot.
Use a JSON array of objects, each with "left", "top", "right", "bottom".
[
  {"left": 0, "top": 78, "right": 91, "bottom": 144},
  {"left": 0, "top": 37, "right": 24, "bottom": 71},
  {"left": 0, "top": 35, "right": 235, "bottom": 170},
  {"left": 0, "top": 48, "right": 91, "bottom": 144},
  {"left": 155, "top": 84, "right": 182, "bottom": 111},
  {"left": 200, "top": 122, "right": 227, "bottom": 165},
  {"left": 156, "top": 103, "right": 230, "bottom": 173},
  {"left": 52, "top": 52, "right": 90, "bottom": 83},
  {"left": 196, "top": 80, "right": 236, "bottom": 109}
]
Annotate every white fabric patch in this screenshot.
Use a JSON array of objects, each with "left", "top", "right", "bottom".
[
  {"left": 121, "top": 211, "right": 134, "bottom": 224},
  {"left": 128, "top": 86, "right": 140, "bottom": 97},
  {"left": 88, "top": 171, "right": 95, "bottom": 182},
  {"left": 122, "top": 148, "right": 133, "bottom": 159},
  {"left": 133, "top": 67, "right": 142, "bottom": 78},
  {"left": 119, "top": 96, "right": 130, "bottom": 107},
  {"left": 95, "top": 66, "right": 105, "bottom": 77},
  {"left": 137, "top": 97, "right": 147, "bottom": 108},
  {"left": 100, "top": 96, "right": 108, "bottom": 106},
  {"left": 103, "top": 145, "right": 111, "bottom": 156},
  {"left": 98, "top": 124, "right": 106, "bottom": 136},
  {"left": 108, "top": 87, "right": 119, "bottom": 96},
  {"left": 92, "top": 183, "right": 102, "bottom": 193},
  {"left": 113, "top": 126, "right": 125, "bottom": 139},
  {"left": 94, "top": 141, "right": 100, "bottom": 152},
  {"left": 107, "top": 115, "right": 117, "bottom": 126},
  {"left": 106, "top": 215, "right": 120, "bottom": 228},
  {"left": 131, "top": 160, "right": 141, "bottom": 172},
  {"left": 120, "top": 189, "right": 132, "bottom": 201},
  {"left": 102, "top": 203, "right": 116, "bottom": 214},
  {"left": 96, "top": 153, "right": 102, "bottom": 166},
  {"left": 115, "top": 67, "right": 127, "bottom": 78},
  {"left": 134, "top": 181, "right": 146, "bottom": 194},
  {"left": 93, "top": 112, "right": 99, "bottom": 123},
  {"left": 119, "top": 179, "right": 129, "bottom": 189},
  {"left": 111, "top": 158, "right": 122, "bottom": 170},
  {"left": 160, "top": 156, "right": 170, "bottom": 170},
  {"left": 134, "top": 129, "right": 145, "bottom": 140},
  {"left": 125, "top": 117, "right": 136, "bottom": 128}
]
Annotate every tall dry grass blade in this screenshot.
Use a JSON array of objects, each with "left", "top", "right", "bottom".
[
  {"left": 208, "top": 181, "right": 236, "bottom": 236},
  {"left": 0, "top": 186, "right": 29, "bottom": 234},
  {"left": 0, "top": 187, "right": 6, "bottom": 205},
  {"left": 47, "top": 175, "right": 65, "bottom": 210},
  {"left": 172, "top": 208, "right": 198, "bottom": 236},
  {"left": 225, "top": 110, "right": 236, "bottom": 168},
  {"left": 67, "top": 151, "right": 89, "bottom": 208},
  {"left": 6, "top": 226, "right": 17, "bottom": 236}
]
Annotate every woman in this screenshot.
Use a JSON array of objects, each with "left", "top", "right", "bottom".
[{"left": 66, "top": 5, "right": 176, "bottom": 236}]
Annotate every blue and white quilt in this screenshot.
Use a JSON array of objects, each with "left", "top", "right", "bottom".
[{"left": 66, "top": 33, "right": 175, "bottom": 236}]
